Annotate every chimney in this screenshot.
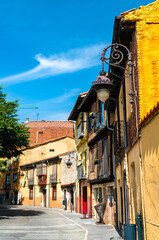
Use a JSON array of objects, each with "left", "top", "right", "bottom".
[{"left": 26, "top": 118, "right": 29, "bottom": 124}]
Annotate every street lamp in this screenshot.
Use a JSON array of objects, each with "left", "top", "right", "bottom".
[
  {"left": 92, "top": 75, "right": 114, "bottom": 102},
  {"left": 99, "top": 43, "right": 135, "bottom": 104},
  {"left": 66, "top": 158, "right": 72, "bottom": 168}
]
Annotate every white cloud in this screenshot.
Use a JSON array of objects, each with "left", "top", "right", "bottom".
[
  {"left": 0, "top": 43, "right": 105, "bottom": 86},
  {"left": 38, "top": 88, "right": 81, "bottom": 105}
]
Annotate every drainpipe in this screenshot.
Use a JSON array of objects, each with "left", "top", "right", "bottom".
[
  {"left": 48, "top": 162, "right": 50, "bottom": 208},
  {"left": 106, "top": 111, "right": 118, "bottom": 229},
  {"left": 33, "top": 164, "right": 35, "bottom": 206},
  {"left": 122, "top": 78, "right": 129, "bottom": 224}
]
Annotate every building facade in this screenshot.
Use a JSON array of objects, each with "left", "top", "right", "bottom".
[
  {"left": 68, "top": 92, "right": 91, "bottom": 217},
  {"left": 78, "top": 89, "right": 115, "bottom": 225},
  {"left": 19, "top": 137, "right": 75, "bottom": 208}
]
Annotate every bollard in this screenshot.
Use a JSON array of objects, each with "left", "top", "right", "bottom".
[{"left": 124, "top": 224, "right": 136, "bottom": 240}]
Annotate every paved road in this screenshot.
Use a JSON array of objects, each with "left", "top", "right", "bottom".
[{"left": 0, "top": 205, "right": 121, "bottom": 240}]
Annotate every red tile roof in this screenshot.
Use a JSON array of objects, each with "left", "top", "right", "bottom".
[{"left": 139, "top": 102, "right": 159, "bottom": 128}]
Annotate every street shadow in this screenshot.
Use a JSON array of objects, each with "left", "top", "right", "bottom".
[{"left": 0, "top": 205, "right": 45, "bottom": 220}]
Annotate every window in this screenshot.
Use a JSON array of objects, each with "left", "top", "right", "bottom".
[
  {"left": 99, "top": 100, "right": 104, "bottom": 125},
  {"left": 91, "top": 148, "right": 94, "bottom": 171},
  {"left": 6, "top": 174, "right": 10, "bottom": 187},
  {"left": 30, "top": 169, "right": 34, "bottom": 178},
  {"left": 13, "top": 173, "right": 17, "bottom": 182},
  {"left": 39, "top": 132, "right": 43, "bottom": 135},
  {"left": 52, "top": 163, "right": 57, "bottom": 175},
  {"left": 29, "top": 188, "right": 33, "bottom": 200},
  {"left": 102, "top": 138, "right": 109, "bottom": 176},
  {"left": 52, "top": 186, "right": 57, "bottom": 200},
  {"left": 88, "top": 111, "right": 92, "bottom": 131},
  {"left": 37, "top": 163, "right": 47, "bottom": 175}
]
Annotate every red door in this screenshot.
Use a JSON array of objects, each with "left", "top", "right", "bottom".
[{"left": 83, "top": 187, "right": 87, "bottom": 214}]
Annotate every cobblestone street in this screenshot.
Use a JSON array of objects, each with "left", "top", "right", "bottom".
[{"left": 0, "top": 205, "right": 121, "bottom": 240}]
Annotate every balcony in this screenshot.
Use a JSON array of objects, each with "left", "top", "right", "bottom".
[
  {"left": 114, "top": 121, "right": 125, "bottom": 154},
  {"left": 77, "top": 122, "right": 84, "bottom": 139},
  {"left": 94, "top": 112, "right": 104, "bottom": 132},
  {"left": 28, "top": 177, "right": 34, "bottom": 186},
  {"left": 38, "top": 175, "right": 47, "bottom": 185},
  {"left": 77, "top": 164, "right": 87, "bottom": 180},
  {"left": 50, "top": 174, "right": 57, "bottom": 184}
]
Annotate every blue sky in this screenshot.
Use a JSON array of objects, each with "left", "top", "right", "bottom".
[{"left": 0, "top": 0, "right": 153, "bottom": 122}]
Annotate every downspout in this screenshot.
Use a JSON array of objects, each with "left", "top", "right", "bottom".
[
  {"left": 106, "top": 111, "right": 118, "bottom": 229},
  {"left": 33, "top": 164, "right": 35, "bottom": 206},
  {"left": 122, "top": 78, "right": 129, "bottom": 224}
]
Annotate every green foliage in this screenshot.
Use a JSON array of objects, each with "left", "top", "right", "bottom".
[{"left": 0, "top": 87, "right": 30, "bottom": 160}]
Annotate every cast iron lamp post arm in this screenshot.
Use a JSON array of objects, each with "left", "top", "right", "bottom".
[{"left": 100, "top": 43, "right": 135, "bottom": 104}]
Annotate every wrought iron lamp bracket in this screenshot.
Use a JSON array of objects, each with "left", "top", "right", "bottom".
[{"left": 100, "top": 43, "right": 135, "bottom": 104}]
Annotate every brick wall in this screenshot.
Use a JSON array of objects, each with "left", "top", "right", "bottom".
[{"left": 26, "top": 121, "right": 74, "bottom": 145}]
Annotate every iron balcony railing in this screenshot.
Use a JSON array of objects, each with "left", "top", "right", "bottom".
[
  {"left": 50, "top": 174, "right": 57, "bottom": 184},
  {"left": 38, "top": 175, "right": 47, "bottom": 185},
  {"left": 28, "top": 177, "right": 34, "bottom": 186},
  {"left": 114, "top": 120, "right": 125, "bottom": 154},
  {"left": 77, "top": 121, "right": 84, "bottom": 139},
  {"left": 94, "top": 112, "right": 104, "bottom": 132},
  {"left": 97, "top": 159, "right": 109, "bottom": 179}
]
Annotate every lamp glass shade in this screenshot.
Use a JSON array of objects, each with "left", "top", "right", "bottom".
[{"left": 96, "top": 89, "right": 110, "bottom": 102}]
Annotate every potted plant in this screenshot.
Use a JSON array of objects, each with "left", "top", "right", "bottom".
[{"left": 93, "top": 158, "right": 100, "bottom": 165}]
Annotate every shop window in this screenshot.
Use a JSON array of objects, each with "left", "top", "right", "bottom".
[
  {"left": 29, "top": 188, "right": 33, "bottom": 200},
  {"left": 52, "top": 186, "right": 57, "bottom": 200}
]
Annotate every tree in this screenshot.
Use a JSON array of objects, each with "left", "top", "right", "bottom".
[{"left": 0, "top": 87, "right": 30, "bottom": 172}]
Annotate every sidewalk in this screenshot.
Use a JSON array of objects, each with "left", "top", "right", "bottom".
[{"left": 54, "top": 208, "right": 122, "bottom": 240}]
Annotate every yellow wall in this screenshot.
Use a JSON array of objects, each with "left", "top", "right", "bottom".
[
  {"left": 125, "top": 0, "right": 159, "bottom": 120},
  {"left": 127, "top": 142, "right": 142, "bottom": 224},
  {"left": 140, "top": 114, "right": 159, "bottom": 240},
  {"left": 20, "top": 137, "right": 75, "bottom": 165}
]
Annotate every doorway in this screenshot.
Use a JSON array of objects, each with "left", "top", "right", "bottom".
[
  {"left": 43, "top": 189, "right": 46, "bottom": 207},
  {"left": 14, "top": 191, "right": 18, "bottom": 204},
  {"left": 83, "top": 187, "right": 87, "bottom": 215}
]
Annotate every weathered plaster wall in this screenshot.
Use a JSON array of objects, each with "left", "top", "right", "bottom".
[
  {"left": 20, "top": 137, "right": 75, "bottom": 165},
  {"left": 125, "top": 0, "right": 159, "bottom": 120},
  {"left": 140, "top": 114, "right": 159, "bottom": 240}
]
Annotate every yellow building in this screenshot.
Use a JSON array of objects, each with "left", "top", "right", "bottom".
[
  {"left": 138, "top": 103, "right": 159, "bottom": 240},
  {"left": 19, "top": 136, "right": 75, "bottom": 208},
  {"left": 68, "top": 92, "right": 91, "bottom": 217},
  {"left": 105, "top": 1, "right": 159, "bottom": 238},
  {"left": 0, "top": 156, "right": 20, "bottom": 204}
]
